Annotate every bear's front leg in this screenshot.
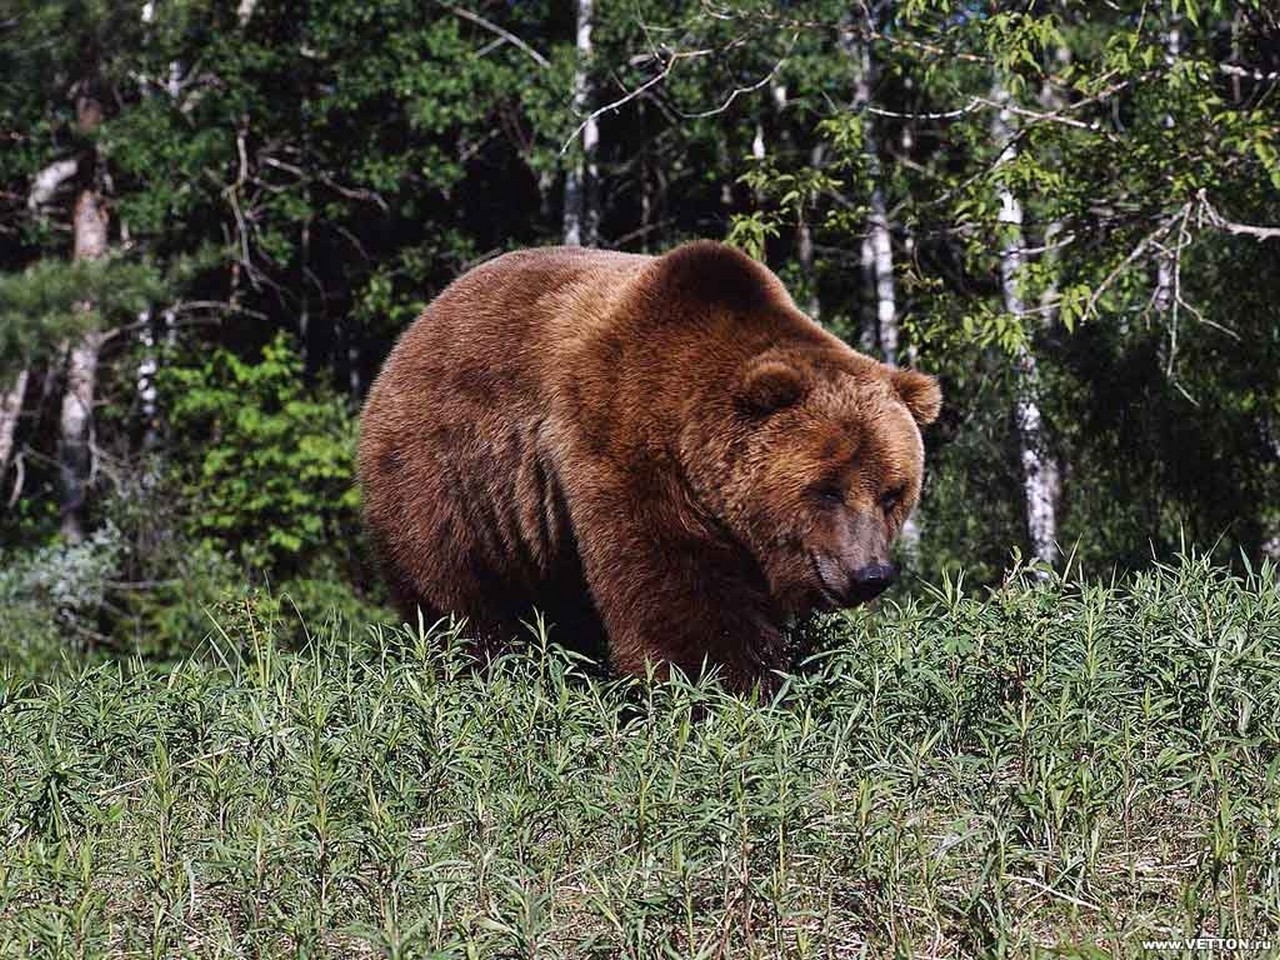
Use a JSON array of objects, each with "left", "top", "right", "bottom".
[{"left": 572, "top": 504, "right": 786, "bottom": 696}]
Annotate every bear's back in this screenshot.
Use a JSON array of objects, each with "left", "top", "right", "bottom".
[
  {"left": 362, "top": 246, "right": 651, "bottom": 419},
  {"left": 356, "top": 246, "right": 657, "bottom": 622},
  {"left": 433, "top": 246, "right": 652, "bottom": 354}
]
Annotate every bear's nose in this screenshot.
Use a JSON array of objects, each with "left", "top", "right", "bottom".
[{"left": 849, "top": 563, "right": 896, "bottom": 602}]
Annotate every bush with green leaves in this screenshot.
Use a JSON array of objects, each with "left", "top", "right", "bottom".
[
  {"left": 158, "top": 334, "right": 361, "bottom": 576},
  {"left": 0, "top": 524, "right": 124, "bottom": 675}
]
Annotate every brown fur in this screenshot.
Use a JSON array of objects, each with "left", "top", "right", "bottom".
[{"left": 358, "top": 241, "right": 940, "bottom": 693}]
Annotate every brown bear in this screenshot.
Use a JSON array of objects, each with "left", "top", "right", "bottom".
[{"left": 358, "top": 241, "right": 940, "bottom": 693}]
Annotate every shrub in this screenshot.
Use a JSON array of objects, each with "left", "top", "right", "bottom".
[{"left": 158, "top": 334, "right": 361, "bottom": 575}]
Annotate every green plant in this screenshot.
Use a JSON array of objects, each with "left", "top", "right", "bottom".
[
  {"left": 158, "top": 334, "right": 361, "bottom": 575},
  {"left": 1, "top": 552, "right": 1276, "bottom": 957}
]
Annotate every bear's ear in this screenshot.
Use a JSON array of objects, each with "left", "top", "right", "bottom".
[
  {"left": 891, "top": 368, "right": 942, "bottom": 426},
  {"left": 738, "top": 359, "right": 809, "bottom": 416}
]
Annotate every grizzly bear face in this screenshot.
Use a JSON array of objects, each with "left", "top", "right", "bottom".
[{"left": 683, "top": 347, "right": 941, "bottom": 617}]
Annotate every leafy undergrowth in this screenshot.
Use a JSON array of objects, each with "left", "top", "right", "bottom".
[{"left": 1, "top": 555, "right": 1278, "bottom": 958}]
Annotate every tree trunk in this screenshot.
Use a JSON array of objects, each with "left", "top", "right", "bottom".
[
  {"left": 797, "top": 143, "right": 822, "bottom": 320},
  {"left": 538, "top": 169, "right": 556, "bottom": 227},
  {"left": 563, "top": 0, "right": 598, "bottom": 246},
  {"left": 0, "top": 368, "right": 29, "bottom": 479},
  {"left": 848, "top": 19, "right": 916, "bottom": 557},
  {"left": 870, "top": 168, "right": 915, "bottom": 556},
  {"left": 858, "top": 236, "right": 878, "bottom": 353},
  {"left": 750, "top": 90, "right": 768, "bottom": 206},
  {"left": 136, "top": 308, "right": 159, "bottom": 453},
  {"left": 298, "top": 212, "right": 312, "bottom": 369},
  {"left": 847, "top": 20, "right": 900, "bottom": 367},
  {"left": 1153, "top": 22, "right": 1180, "bottom": 342},
  {"left": 717, "top": 136, "right": 733, "bottom": 212},
  {"left": 28, "top": 159, "right": 79, "bottom": 212},
  {"left": 347, "top": 319, "right": 362, "bottom": 400},
  {"left": 992, "top": 82, "right": 1060, "bottom": 568},
  {"left": 638, "top": 99, "right": 651, "bottom": 253},
  {"left": 136, "top": 3, "right": 179, "bottom": 463},
  {"left": 59, "top": 187, "right": 109, "bottom": 543},
  {"left": 868, "top": 181, "right": 897, "bottom": 366}
]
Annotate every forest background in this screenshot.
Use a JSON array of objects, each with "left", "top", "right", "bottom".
[{"left": 2, "top": 0, "right": 1277, "bottom": 655}]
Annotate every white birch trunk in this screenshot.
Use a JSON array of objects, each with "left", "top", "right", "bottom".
[
  {"left": 22, "top": 137, "right": 83, "bottom": 509},
  {"left": 136, "top": 308, "right": 159, "bottom": 453},
  {"left": 1153, "top": 24, "right": 1180, "bottom": 332},
  {"left": 638, "top": 99, "right": 652, "bottom": 253},
  {"left": 28, "top": 159, "right": 79, "bottom": 213},
  {"left": 848, "top": 21, "right": 916, "bottom": 557},
  {"left": 797, "top": 143, "right": 822, "bottom": 320},
  {"left": 749, "top": 95, "right": 768, "bottom": 212},
  {"left": 796, "top": 211, "right": 817, "bottom": 319},
  {"left": 299, "top": 214, "right": 311, "bottom": 368},
  {"left": 868, "top": 183, "right": 897, "bottom": 366},
  {"left": 858, "top": 235, "right": 877, "bottom": 353},
  {"left": 847, "top": 24, "right": 900, "bottom": 365},
  {"left": 0, "top": 368, "right": 29, "bottom": 476},
  {"left": 347, "top": 321, "right": 361, "bottom": 399},
  {"left": 717, "top": 136, "right": 733, "bottom": 211},
  {"left": 870, "top": 170, "right": 914, "bottom": 555},
  {"left": 749, "top": 123, "right": 766, "bottom": 210},
  {"left": 538, "top": 169, "right": 556, "bottom": 225},
  {"left": 59, "top": 188, "right": 109, "bottom": 543},
  {"left": 563, "top": 0, "right": 598, "bottom": 246},
  {"left": 993, "top": 83, "right": 1060, "bottom": 568},
  {"left": 137, "top": 1, "right": 175, "bottom": 460}
]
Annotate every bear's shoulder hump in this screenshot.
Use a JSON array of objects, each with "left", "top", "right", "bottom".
[{"left": 640, "top": 240, "right": 790, "bottom": 315}]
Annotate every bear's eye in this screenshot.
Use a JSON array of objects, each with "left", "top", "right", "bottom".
[
  {"left": 879, "top": 486, "right": 906, "bottom": 514},
  {"left": 814, "top": 483, "right": 844, "bottom": 506}
]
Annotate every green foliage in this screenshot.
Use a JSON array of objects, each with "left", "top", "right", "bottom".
[
  {"left": 159, "top": 335, "right": 360, "bottom": 574},
  {"left": 0, "top": 525, "right": 124, "bottom": 675},
  {"left": 725, "top": 211, "right": 779, "bottom": 261},
  {"left": 0, "top": 0, "right": 1277, "bottom": 650},
  {"left": 1, "top": 554, "right": 1277, "bottom": 955},
  {"left": 0, "top": 258, "right": 170, "bottom": 376}
]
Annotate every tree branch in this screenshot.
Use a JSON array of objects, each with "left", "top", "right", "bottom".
[
  {"left": 28, "top": 158, "right": 79, "bottom": 211},
  {"left": 1197, "top": 189, "right": 1280, "bottom": 241},
  {"left": 1218, "top": 62, "right": 1280, "bottom": 83},
  {"left": 678, "top": 33, "right": 798, "bottom": 120},
  {"left": 440, "top": 3, "right": 549, "bottom": 69}
]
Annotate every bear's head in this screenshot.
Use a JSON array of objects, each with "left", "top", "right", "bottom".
[{"left": 689, "top": 346, "right": 941, "bottom": 615}]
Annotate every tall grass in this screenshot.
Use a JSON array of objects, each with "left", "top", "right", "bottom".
[{"left": 1, "top": 553, "right": 1277, "bottom": 958}]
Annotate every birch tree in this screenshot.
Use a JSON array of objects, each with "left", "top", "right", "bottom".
[
  {"left": 991, "top": 80, "right": 1059, "bottom": 568},
  {"left": 0, "top": 370, "right": 27, "bottom": 485},
  {"left": 563, "top": 0, "right": 598, "bottom": 246},
  {"left": 1152, "top": 19, "right": 1181, "bottom": 335},
  {"left": 45, "top": 79, "right": 112, "bottom": 544},
  {"left": 844, "top": 11, "right": 919, "bottom": 557},
  {"left": 796, "top": 141, "right": 822, "bottom": 320},
  {"left": 2, "top": 155, "right": 82, "bottom": 495},
  {"left": 842, "top": 12, "right": 899, "bottom": 366},
  {"left": 60, "top": 179, "right": 109, "bottom": 543}
]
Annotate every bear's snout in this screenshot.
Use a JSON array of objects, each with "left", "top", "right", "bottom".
[
  {"left": 811, "top": 552, "right": 896, "bottom": 608},
  {"left": 849, "top": 562, "right": 896, "bottom": 602}
]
